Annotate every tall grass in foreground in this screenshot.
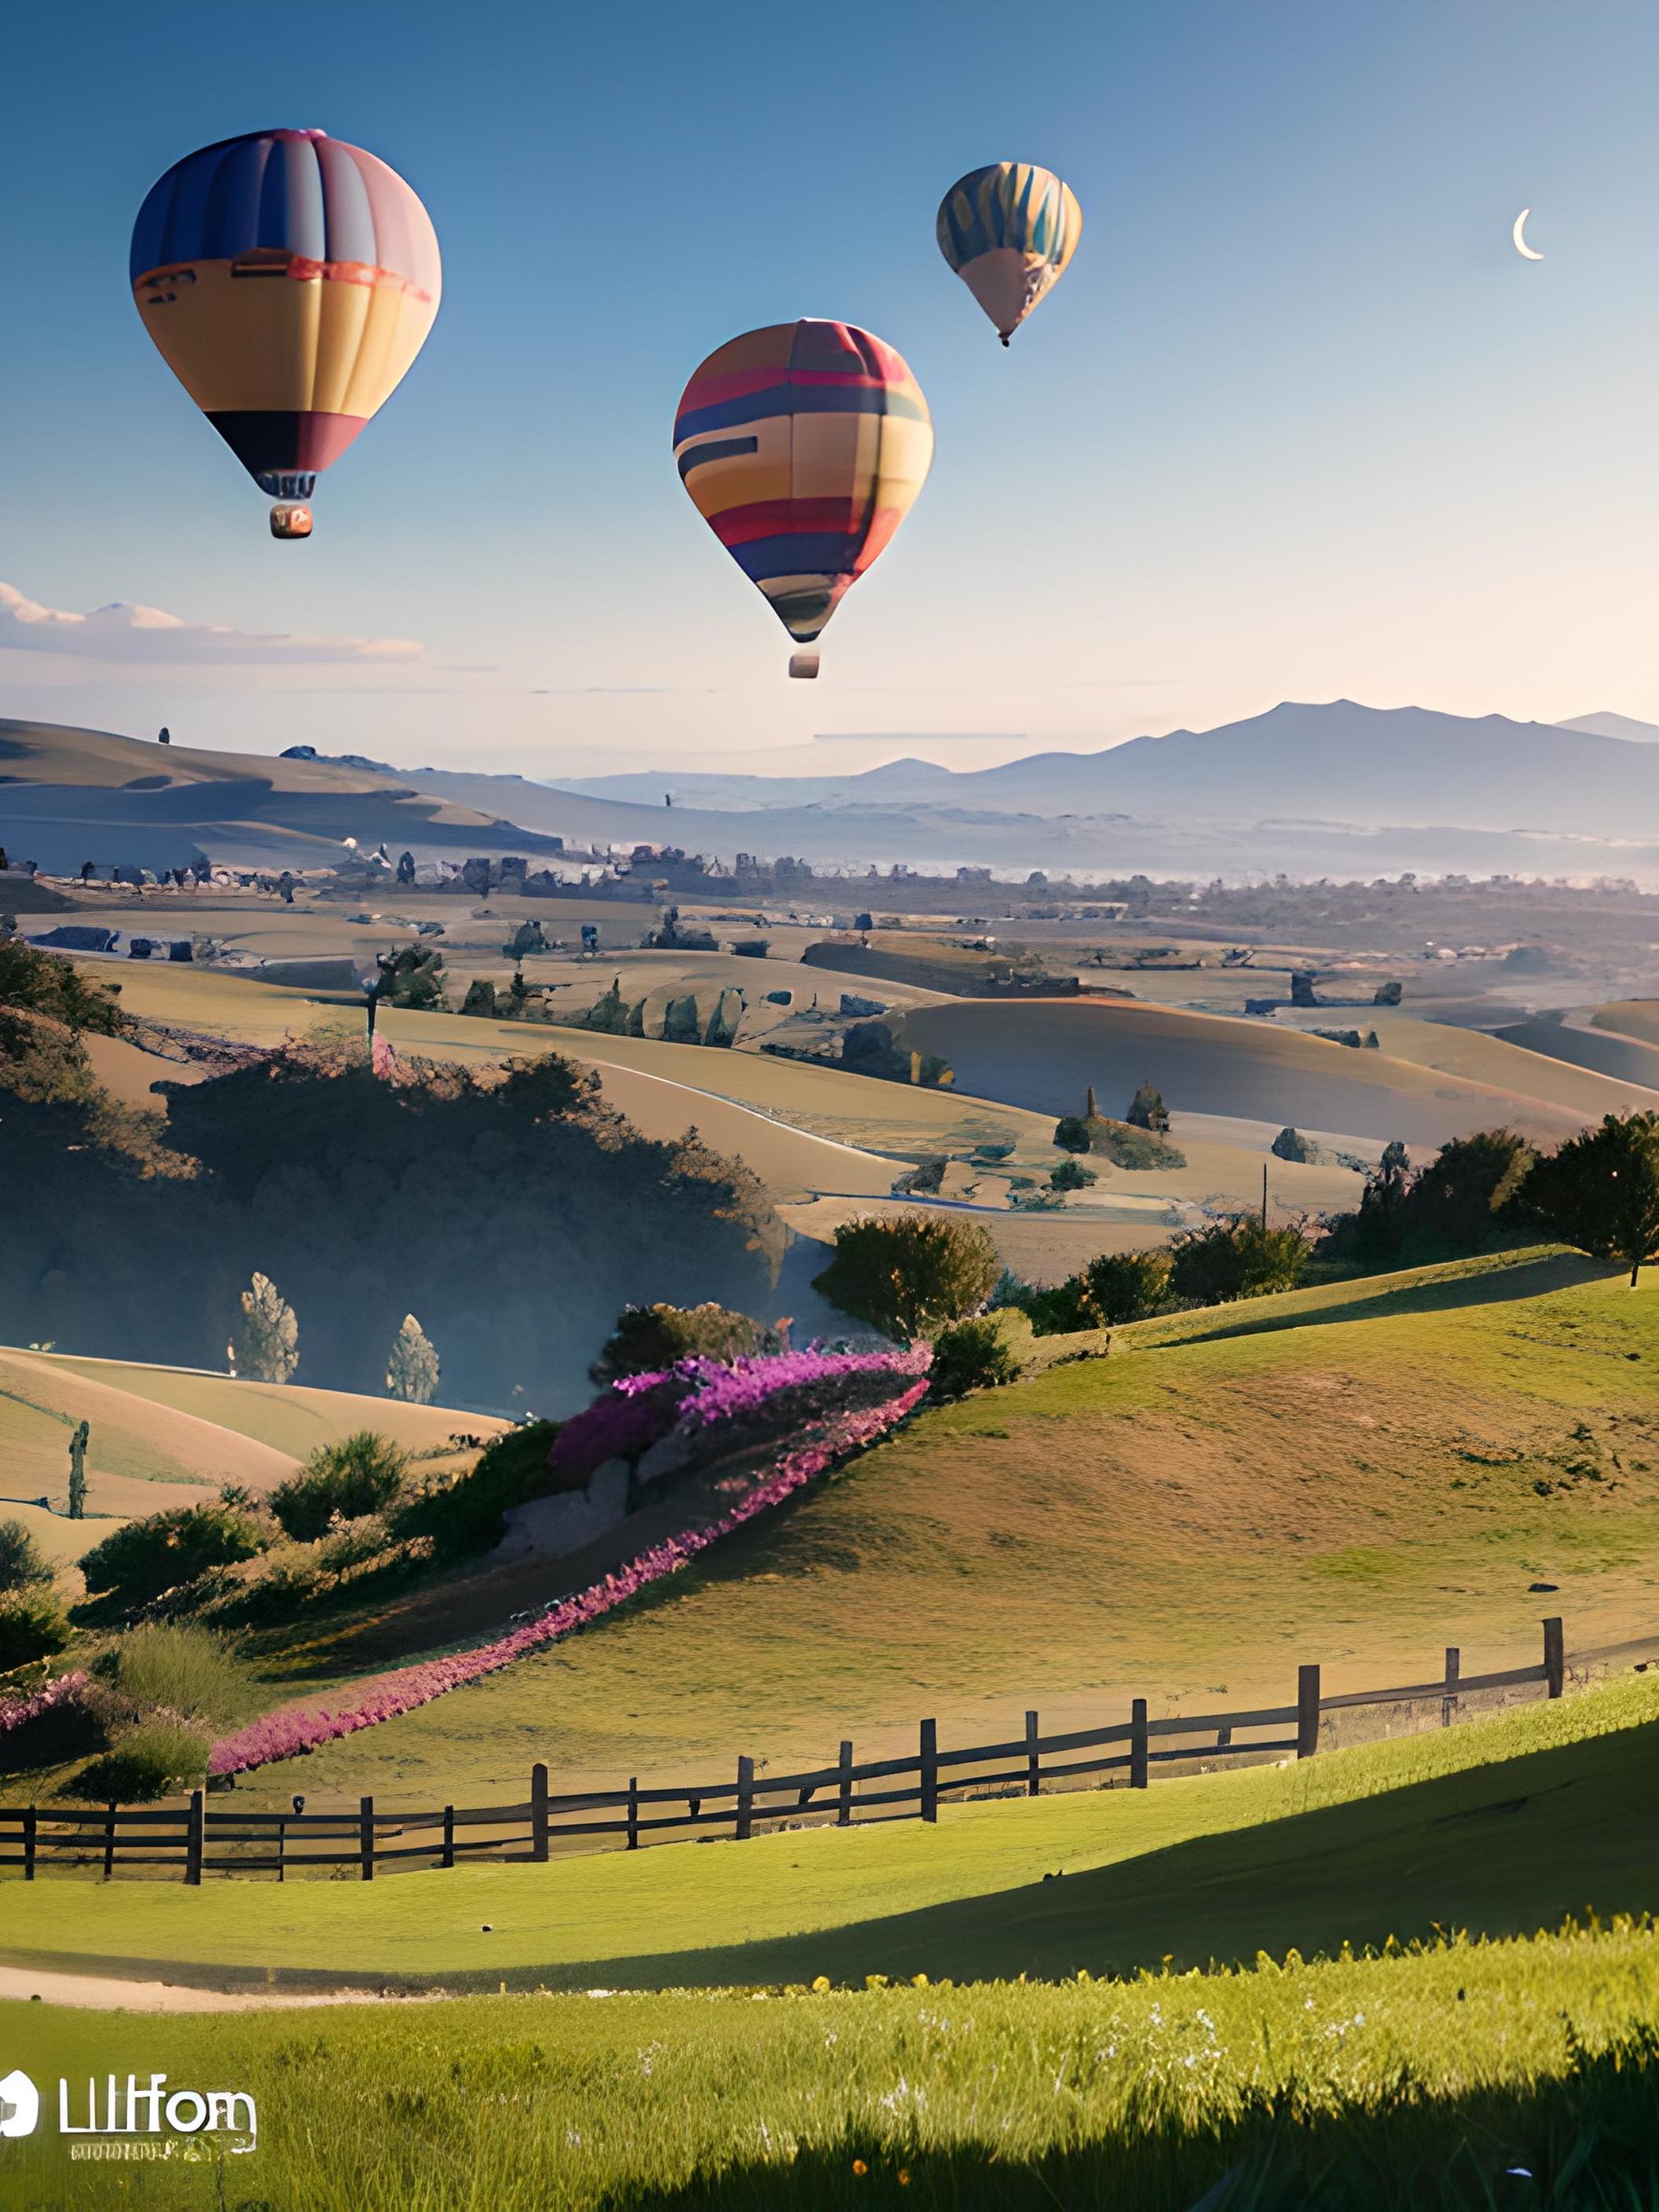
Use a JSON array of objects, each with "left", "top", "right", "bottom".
[{"left": 3, "top": 1922, "right": 1658, "bottom": 2209}]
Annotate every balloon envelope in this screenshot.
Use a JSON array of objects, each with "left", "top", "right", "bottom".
[
  {"left": 936, "top": 163, "right": 1082, "bottom": 342},
  {"left": 672, "top": 320, "right": 932, "bottom": 644},
  {"left": 130, "top": 129, "right": 441, "bottom": 498}
]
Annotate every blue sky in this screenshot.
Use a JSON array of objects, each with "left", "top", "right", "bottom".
[{"left": 2, "top": 1, "right": 1657, "bottom": 776}]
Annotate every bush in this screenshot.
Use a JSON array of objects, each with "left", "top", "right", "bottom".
[
  {"left": 1049, "top": 1158, "right": 1097, "bottom": 1192},
  {"left": 813, "top": 1214, "right": 1001, "bottom": 1339},
  {"left": 0, "top": 1517, "right": 54, "bottom": 1595},
  {"left": 1170, "top": 1217, "right": 1310, "bottom": 1306},
  {"left": 398, "top": 1421, "right": 563, "bottom": 1561},
  {"left": 76, "top": 1719, "right": 209, "bottom": 1802},
  {"left": 929, "top": 1312, "right": 1031, "bottom": 1400},
  {"left": 89, "top": 1624, "right": 251, "bottom": 1724},
  {"left": 591, "top": 1303, "right": 767, "bottom": 1387},
  {"left": 1320, "top": 1127, "right": 1536, "bottom": 1270},
  {"left": 270, "top": 1431, "right": 409, "bottom": 1540},
  {"left": 79, "top": 1503, "right": 268, "bottom": 1607},
  {"left": 1079, "top": 1248, "right": 1174, "bottom": 1325},
  {"left": 0, "top": 1591, "right": 70, "bottom": 1672},
  {"left": 1053, "top": 1114, "right": 1092, "bottom": 1154}
]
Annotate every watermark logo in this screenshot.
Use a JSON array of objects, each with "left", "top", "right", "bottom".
[{"left": 0, "top": 2071, "right": 39, "bottom": 2139}]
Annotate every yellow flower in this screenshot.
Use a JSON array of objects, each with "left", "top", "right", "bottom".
[
  {"left": 852, "top": 2159, "right": 868, "bottom": 2177},
  {"left": 812, "top": 1975, "right": 832, "bottom": 1994},
  {"left": 911, "top": 1972, "right": 928, "bottom": 1987},
  {"left": 899, "top": 2170, "right": 911, "bottom": 2187}
]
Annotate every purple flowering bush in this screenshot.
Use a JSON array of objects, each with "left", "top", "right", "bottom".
[
  {"left": 207, "top": 1375, "right": 929, "bottom": 1778},
  {"left": 0, "top": 1669, "right": 87, "bottom": 1736}
]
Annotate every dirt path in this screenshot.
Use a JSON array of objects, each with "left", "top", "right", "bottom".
[{"left": 0, "top": 1965, "right": 430, "bottom": 2012}]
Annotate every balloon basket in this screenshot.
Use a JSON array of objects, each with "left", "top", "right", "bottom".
[
  {"left": 788, "top": 652, "right": 820, "bottom": 680},
  {"left": 270, "top": 504, "right": 313, "bottom": 540}
]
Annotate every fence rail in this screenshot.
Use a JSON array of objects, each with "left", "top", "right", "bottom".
[{"left": 0, "top": 1615, "right": 1628, "bottom": 1886}]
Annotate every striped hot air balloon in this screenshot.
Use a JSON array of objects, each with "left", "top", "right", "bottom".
[
  {"left": 672, "top": 320, "right": 932, "bottom": 675},
  {"left": 936, "top": 163, "right": 1082, "bottom": 344},
  {"left": 130, "top": 130, "right": 441, "bottom": 523}
]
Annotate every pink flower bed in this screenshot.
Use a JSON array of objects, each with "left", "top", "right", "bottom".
[
  {"left": 0, "top": 1670, "right": 86, "bottom": 1735},
  {"left": 207, "top": 1379, "right": 928, "bottom": 1778},
  {"left": 549, "top": 1345, "right": 928, "bottom": 1484}
]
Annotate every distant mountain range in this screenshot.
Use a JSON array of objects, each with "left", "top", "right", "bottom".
[{"left": 6, "top": 701, "right": 1659, "bottom": 882}]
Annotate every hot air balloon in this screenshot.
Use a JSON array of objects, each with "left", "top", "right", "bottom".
[
  {"left": 936, "top": 163, "right": 1082, "bottom": 344},
  {"left": 130, "top": 129, "right": 441, "bottom": 534},
  {"left": 672, "top": 320, "right": 932, "bottom": 676}
]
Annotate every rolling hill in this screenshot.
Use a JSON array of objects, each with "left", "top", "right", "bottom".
[{"left": 202, "top": 1253, "right": 1659, "bottom": 1807}]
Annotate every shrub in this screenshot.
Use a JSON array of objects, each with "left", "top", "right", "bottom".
[
  {"left": 1320, "top": 1127, "right": 1536, "bottom": 1269},
  {"left": 1170, "top": 1217, "right": 1310, "bottom": 1306},
  {"left": 813, "top": 1214, "right": 1001, "bottom": 1339},
  {"left": 79, "top": 1503, "right": 268, "bottom": 1607},
  {"left": 591, "top": 1302, "right": 767, "bottom": 1386},
  {"left": 0, "top": 1592, "right": 70, "bottom": 1672},
  {"left": 89, "top": 1624, "right": 251, "bottom": 1725},
  {"left": 0, "top": 1517, "right": 54, "bottom": 1595},
  {"left": 1049, "top": 1157, "right": 1097, "bottom": 1192},
  {"left": 1079, "top": 1248, "right": 1174, "bottom": 1325},
  {"left": 270, "top": 1431, "right": 409, "bottom": 1540},
  {"left": 77, "top": 1719, "right": 209, "bottom": 1801},
  {"left": 929, "top": 1312, "right": 1031, "bottom": 1400},
  {"left": 1053, "top": 1114, "right": 1093, "bottom": 1154},
  {"left": 398, "top": 1421, "right": 564, "bottom": 1561}
]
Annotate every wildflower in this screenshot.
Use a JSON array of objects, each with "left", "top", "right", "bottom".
[
  {"left": 899, "top": 2171, "right": 911, "bottom": 2188},
  {"left": 852, "top": 2159, "right": 868, "bottom": 2177},
  {"left": 912, "top": 1972, "right": 928, "bottom": 1987},
  {"left": 812, "top": 1976, "right": 832, "bottom": 1994}
]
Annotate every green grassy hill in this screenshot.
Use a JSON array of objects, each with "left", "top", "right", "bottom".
[
  {"left": 196, "top": 1251, "right": 1659, "bottom": 1809},
  {"left": 3, "top": 1672, "right": 1653, "bottom": 1992}
]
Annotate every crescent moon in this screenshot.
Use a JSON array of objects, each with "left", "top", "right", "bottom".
[{"left": 1513, "top": 208, "right": 1544, "bottom": 261}]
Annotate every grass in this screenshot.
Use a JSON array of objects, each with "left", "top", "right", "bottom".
[
  {"left": 180, "top": 1257, "right": 1659, "bottom": 1807},
  {"left": 2, "top": 1924, "right": 1658, "bottom": 2208},
  {"left": 3, "top": 1668, "right": 1655, "bottom": 1988}
]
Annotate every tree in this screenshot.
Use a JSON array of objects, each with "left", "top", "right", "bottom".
[
  {"left": 396, "top": 850, "right": 416, "bottom": 885},
  {"left": 1170, "top": 1217, "right": 1309, "bottom": 1306},
  {"left": 1525, "top": 1112, "right": 1659, "bottom": 1285},
  {"left": 270, "top": 1432, "right": 409, "bottom": 1539},
  {"left": 1408, "top": 1128, "right": 1533, "bottom": 1251},
  {"left": 1126, "top": 1081, "right": 1170, "bottom": 1133},
  {"left": 230, "top": 1273, "right": 298, "bottom": 1382},
  {"left": 386, "top": 1314, "right": 440, "bottom": 1404},
  {"left": 813, "top": 1214, "right": 1001, "bottom": 1339},
  {"left": 67, "top": 1419, "right": 89, "bottom": 1519},
  {"left": 0, "top": 1516, "right": 54, "bottom": 1595},
  {"left": 1079, "top": 1248, "right": 1174, "bottom": 1325},
  {"left": 1049, "top": 1157, "right": 1097, "bottom": 1192},
  {"left": 591, "top": 1302, "right": 768, "bottom": 1385}
]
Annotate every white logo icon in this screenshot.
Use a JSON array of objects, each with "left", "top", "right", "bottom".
[{"left": 0, "top": 2071, "right": 38, "bottom": 2138}]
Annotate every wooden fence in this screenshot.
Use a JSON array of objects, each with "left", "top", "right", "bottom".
[{"left": 0, "top": 1615, "right": 1602, "bottom": 1885}]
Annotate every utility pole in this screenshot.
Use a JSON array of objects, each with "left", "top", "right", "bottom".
[{"left": 1261, "top": 1163, "right": 1269, "bottom": 1231}]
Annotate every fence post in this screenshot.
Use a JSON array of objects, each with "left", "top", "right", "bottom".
[
  {"left": 531, "top": 1763, "right": 549, "bottom": 1863},
  {"left": 735, "top": 1756, "right": 754, "bottom": 1841},
  {"left": 102, "top": 1801, "right": 116, "bottom": 1883},
  {"left": 1025, "top": 1709, "right": 1041, "bottom": 1798},
  {"left": 920, "top": 1719, "right": 938, "bottom": 1824},
  {"left": 23, "top": 1806, "right": 36, "bottom": 1884},
  {"left": 627, "top": 1777, "right": 639, "bottom": 1851},
  {"left": 185, "top": 1790, "right": 203, "bottom": 1886},
  {"left": 276, "top": 1817, "right": 286, "bottom": 1884},
  {"left": 1130, "top": 1699, "right": 1148, "bottom": 1789},
  {"left": 1441, "top": 1646, "right": 1461, "bottom": 1728},
  {"left": 1297, "top": 1665, "right": 1321, "bottom": 1759},
  {"left": 1544, "top": 1617, "right": 1565, "bottom": 1699},
  {"left": 359, "top": 1796, "right": 375, "bottom": 1881},
  {"left": 441, "top": 1806, "right": 455, "bottom": 1870},
  {"left": 837, "top": 1740, "right": 853, "bottom": 1828}
]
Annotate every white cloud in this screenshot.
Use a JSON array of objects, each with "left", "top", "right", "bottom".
[{"left": 0, "top": 582, "right": 422, "bottom": 665}]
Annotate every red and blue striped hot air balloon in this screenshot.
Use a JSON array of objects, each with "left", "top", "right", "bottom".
[
  {"left": 672, "top": 320, "right": 933, "bottom": 677},
  {"left": 130, "top": 130, "right": 441, "bottom": 533}
]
